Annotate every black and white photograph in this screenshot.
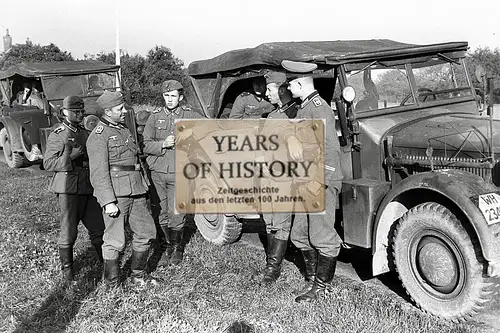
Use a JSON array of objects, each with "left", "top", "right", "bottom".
[{"left": 1, "top": 0, "right": 500, "bottom": 332}]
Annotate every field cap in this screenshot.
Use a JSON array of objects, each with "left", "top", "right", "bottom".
[
  {"left": 63, "top": 95, "right": 84, "bottom": 110},
  {"left": 281, "top": 60, "right": 318, "bottom": 80},
  {"left": 162, "top": 80, "right": 183, "bottom": 93},
  {"left": 264, "top": 72, "right": 287, "bottom": 85},
  {"left": 97, "top": 90, "right": 124, "bottom": 109}
]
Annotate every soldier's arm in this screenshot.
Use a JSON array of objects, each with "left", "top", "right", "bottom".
[
  {"left": 142, "top": 113, "right": 164, "bottom": 156},
  {"left": 43, "top": 132, "right": 72, "bottom": 171},
  {"left": 315, "top": 108, "right": 342, "bottom": 186},
  {"left": 87, "top": 133, "right": 116, "bottom": 207},
  {"left": 228, "top": 96, "right": 245, "bottom": 119}
]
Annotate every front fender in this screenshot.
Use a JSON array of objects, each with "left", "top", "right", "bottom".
[
  {"left": 0, "top": 117, "right": 22, "bottom": 152},
  {"left": 372, "top": 169, "right": 500, "bottom": 276}
]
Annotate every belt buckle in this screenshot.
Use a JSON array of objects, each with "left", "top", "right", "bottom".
[{"left": 135, "top": 164, "right": 141, "bottom": 171}]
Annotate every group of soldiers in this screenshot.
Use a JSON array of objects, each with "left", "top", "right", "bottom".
[{"left": 43, "top": 60, "right": 343, "bottom": 303}]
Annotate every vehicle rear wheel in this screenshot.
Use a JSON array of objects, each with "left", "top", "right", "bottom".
[
  {"left": 20, "top": 127, "right": 42, "bottom": 162},
  {"left": 1, "top": 128, "right": 25, "bottom": 168},
  {"left": 392, "top": 202, "right": 492, "bottom": 322}
]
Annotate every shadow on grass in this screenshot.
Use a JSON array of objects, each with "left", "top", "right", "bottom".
[
  {"left": 338, "top": 246, "right": 412, "bottom": 303},
  {"left": 13, "top": 247, "right": 103, "bottom": 333}
]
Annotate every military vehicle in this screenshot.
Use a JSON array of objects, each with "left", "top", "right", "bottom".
[
  {"left": 186, "top": 40, "right": 499, "bottom": 321},
  {"left": 0, "top": 61, "right": 138, "bottom": 167}
]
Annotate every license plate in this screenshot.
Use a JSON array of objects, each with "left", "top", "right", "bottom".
[{"left": 477, "top": 193, "right": 500, "bottom": 225}]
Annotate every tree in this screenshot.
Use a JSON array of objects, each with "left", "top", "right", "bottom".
[
  {"left": 0, "top": 40, "right": 73, "bottom": 70},
  {"left": 143, "top": 45, "right": 186, "bottom": 106},
  {"left": 465, "top": 47, "right": 500, "bottom": 103},
  {"left": 86, "top": 45, "right": 187, "bottom": 106}
]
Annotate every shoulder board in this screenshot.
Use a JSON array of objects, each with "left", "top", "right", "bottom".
[
  {"left": 152, "top": 108, "right": 161, "bottom": 114},
  {"left": 53, "top": 126, "right": 65, "bottom": 134},
  {"left": 94, "top": 125, "right": 104, "bottom": 134},
  {"left": 240, "top": 92, "right": 251, "bottom": 97},
  {"left": 181, "top": 105, "right": 192, "bottom": 111},
  {"left": 312, "top": 97, "right": 322, "bottom": 107}
]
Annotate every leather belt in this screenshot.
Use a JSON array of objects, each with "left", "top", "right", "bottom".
[{"left": 110, "top": 164, "right": 141, "bottom": 172}]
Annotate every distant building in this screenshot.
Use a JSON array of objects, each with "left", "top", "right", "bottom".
[{"left": 3, "top": 29, "right": 12, "bottom": 52}]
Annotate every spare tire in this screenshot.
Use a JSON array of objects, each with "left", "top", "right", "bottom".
[{"left": 194, "top": 213, "right": 242, "bottom": 245}]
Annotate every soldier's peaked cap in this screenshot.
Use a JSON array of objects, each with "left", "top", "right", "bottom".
[
  {"left": 97, "top": 91, "right": 124, "bottom": 110},
  {"left": 264, "top": 72, "right": 287, "bottom": 85},
  {"left": 281, "top": 60, "right": 318, "bottom": 80},
  {"left": 63, "top": 95, "right": 84, "bottom": 110},
  {"left": 161, "top": 80, "right": 183, "bottom": 93}
]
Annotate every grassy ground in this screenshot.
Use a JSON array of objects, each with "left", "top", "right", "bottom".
[{"left": 0, "top": 163, "right": 496, "bottom": 333}]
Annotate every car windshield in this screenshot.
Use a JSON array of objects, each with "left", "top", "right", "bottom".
[
  {"left": 42, "top": 72, "right": 119, "bottom": 100},
  {"left": 346, "top": 58, "right": 473, "bottom": 113}
]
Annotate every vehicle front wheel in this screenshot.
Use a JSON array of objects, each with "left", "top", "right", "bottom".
[
  {"left": 392, "top": 202, "right": 492, "bottom": 322},
  {"left": 194, "top": 213, "right": 242, "bottom": 245},
  {"left": 1, "top": 128, "right": 25, "bottom": 168}
]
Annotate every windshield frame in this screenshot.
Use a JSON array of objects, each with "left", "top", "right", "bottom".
[{"left": 340, "top": 56, "right": 478, "bottom": 119}]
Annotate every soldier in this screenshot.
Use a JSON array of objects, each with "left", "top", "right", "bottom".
[
  {"left": 143, "top": 80, "right": 200, "bottom": 266},
  {"left": 43, "top": 95, "right": 104, "bottom": 282},
  {"left": 87, "top": 91, "right": 159, "bottom": 287},
  {"left": 229, "top": 76, "right": 274, "bottom": 119},
  {"left": 258, "top": 71, "right": 298, "bottom": 284},
  {"left": 281, "top": 60, "right": 344, "bottom": 302}
]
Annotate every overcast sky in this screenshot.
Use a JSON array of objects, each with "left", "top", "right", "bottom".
[{"left": 1, "top": 0, "right": 498, "bottom": 66}]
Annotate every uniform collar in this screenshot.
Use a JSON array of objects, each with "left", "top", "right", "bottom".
[
  {"left": 163, "top": 106, "right": 181, "bottom": 116},
  {"left": 63, "top": 120, "right": 78, "bottom": 132},
  {"left": 101, "top": 116, "right": 125, "bottom": 129},
  {"left": 280, "top": 100, "right": 297, "bottom": 112},
  {"left": 300, "top": 91, "right": 320, "bottom": 109}
]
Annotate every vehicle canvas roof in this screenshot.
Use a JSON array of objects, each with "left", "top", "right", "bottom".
[
  {"left": 0, "top": 61, "right": 120, "bottom": 80},
  {"left": 187, "top": 39, "right": 469, "bottom": 76}
]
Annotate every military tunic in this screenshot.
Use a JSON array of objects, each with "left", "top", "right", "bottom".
[
  {"left": 289, "top": 91, "right": 343, "bottom": 258},
  {"left": 87, "top": 118, "right": 156, "bottom": 260},
  {"left": 43, "top": 120, "right": 104, "bottom": 249},
  {"left": 261, "top": 101, "right": 298, "bottom": 240},
  {"left": 142, "top": 105, "right": 200, "bottom": 230},
  {"left": 229, "top": 92, "right": 274, "bottom": 119}
]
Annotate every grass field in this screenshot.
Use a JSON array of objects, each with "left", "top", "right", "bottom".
[{"left": 0, "top": 163, "right": 496, "bottom": 333}]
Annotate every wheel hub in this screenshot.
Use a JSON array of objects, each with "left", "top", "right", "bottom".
[{"left": 416, "top": 236, "right": 458, "bottom": 293}]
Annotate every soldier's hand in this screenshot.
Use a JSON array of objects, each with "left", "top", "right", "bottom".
[
  {"left": 162, "top": 135, "right": 175, "bottom": 149},
  {"left": 69, "top": 145, "right": 85, "bottom": 160},
  {"left": 104, "top": 203, "right": 120, "bottom": 217},
  {"left": 176, "top": 128, "right": 193, "bottom": 143},
  {"left": 286, "top": 136, "right": 303, "bottom": 161}
]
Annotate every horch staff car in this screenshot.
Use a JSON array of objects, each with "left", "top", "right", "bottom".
[{"left": 186, "top": 39, "right": 500, "bottom": 321}]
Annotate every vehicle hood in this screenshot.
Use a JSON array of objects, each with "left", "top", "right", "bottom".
[{"left": 359, "top": 108, "right": 500, "bottom": 158}]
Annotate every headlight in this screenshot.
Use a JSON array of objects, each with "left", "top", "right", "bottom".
[{"left": 342, "top": 86, "right": 356, "bottom": 103}]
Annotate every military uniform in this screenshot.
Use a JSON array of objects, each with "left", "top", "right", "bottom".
[
  {"left": 261, "top": 102, "right": 298, "bottom": 241},
  {"left": 44, "top": 112, "right": 104, "bottom": 281},
  {"left": 229, "top": 92, "right": 274, "bottom": 119},
  {"left": 87, "top": 117, "right": 156, "bottom": 261},
  {"left": 143, "top": 105, "right": 199, "bottom": 228}
]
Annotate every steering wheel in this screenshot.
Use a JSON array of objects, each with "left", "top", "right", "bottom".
[{"left": 400, "top": 88, "right": 437, "bottom": 106}]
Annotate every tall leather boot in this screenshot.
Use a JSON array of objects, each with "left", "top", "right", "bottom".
[
  {"left": 295, "top": 255, "right": 337, "bottom": 303},
  {"left": 292, "top": 249, "right": 318, "bottom": 296},
  {"left": 170, "top": 228, "right": 185, "bottom": 266},
  {"left": 103, "top": 258, "right": 121, "bottom": 288},
  {"left": 158, "top": 226, "right": 173, "bottom": 267},
  {"left": 262, "top": 238, "right": 288, "bottom": 283},
  {"left": 92, "top": 241, "right": 104, "bottom": 263},
  {"left": 130, "top": 250, "right": 160, "bottom": 286},
  {"left": 59, "top": 247, "right": 74, "bottom": 281},
  {"left": 265, "top": 233, "right": 275, "bottom": 260}
]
